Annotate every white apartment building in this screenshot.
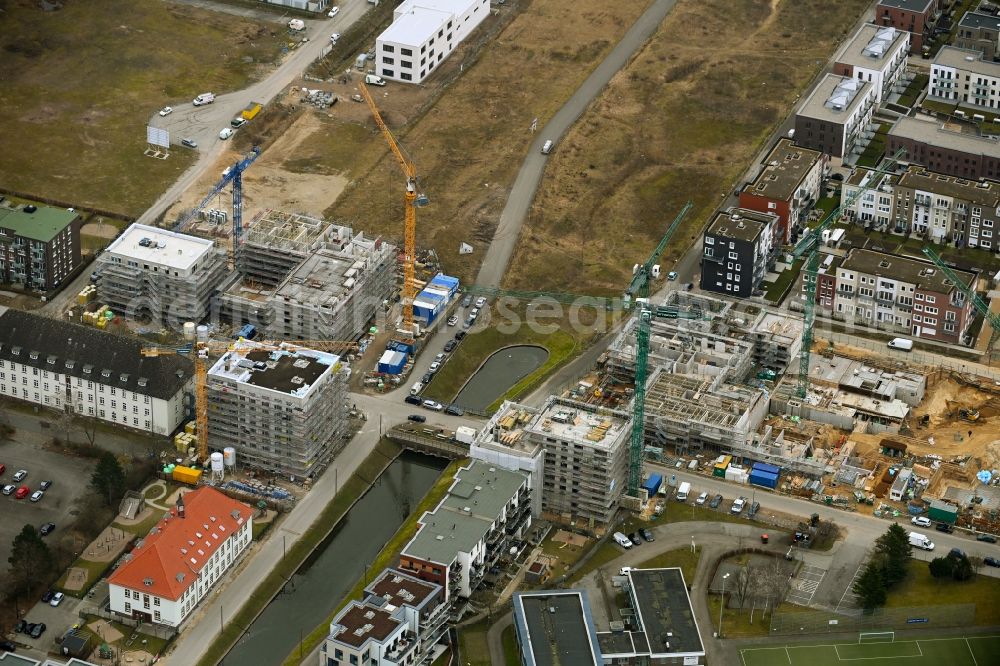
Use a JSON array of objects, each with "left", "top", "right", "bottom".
[
  {"left": 929, "top": 46, "right": 1000, "bottom": 110},
  {"left": 375, "top": 0, "right": 490, "bottom": 84},
  {"left": 840, "top": 167, "right": 899, "bottom": 229},
  {"left": 95, "top": 223, "right": 228, "bottom": 328},
  {"left": 794, "top": 74, "right": 877, "bottom": 158},
  {"left": 320, "top": 568, "right": 449, "bottom": 666},
  {"left": 0, "top": 308, "right": 191, "bottom": 435},
  {"left": 206, "top": 341, "right": 348, "bottom": 476},
  {"left": 834, "top": 24, "right": 910, "bottom": 104},
  {"left": 108, "top": 487, "right": 252, "bottom": 627}
]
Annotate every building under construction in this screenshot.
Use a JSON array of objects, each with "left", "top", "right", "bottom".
[
  {"left": 205, "top": 341, "right": 348, "bottom": 477},
  {"left": 217, "top": 211, "right": 395, "bottom": 341}
]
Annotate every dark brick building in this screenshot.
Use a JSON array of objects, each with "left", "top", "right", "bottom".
[{"left": 875, "top": 0, "right": 938, "bottom": 54}]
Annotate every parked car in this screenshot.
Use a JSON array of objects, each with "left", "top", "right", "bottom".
[
  {"left": 29, "top": 623, "right": 45, "bottom": 639},
  {"left": 949, "top": 548, "right": 967, "bottom": 559},
  {"left": 911, "top": 516, "right": 932, "bottom": 528},
  {"left": 158, "top": 106, "right": 173, "bottom": 117},
  {"left": 0, "top": 640, "right": 14, "bottom": 652},
  {"left": 29, "top": 490, "right": 43, "bottom": 502},
  {"left": 977, "top": 533, "right": 997, "bottom": 543},
  {"left": 327, "top": 5, "right": 340, "bottom": 16},
  {"left": 404, "top": 395, "right": 422, "bottom": 406},
  {"left": 422, "top": 400, "right": 444, "bottom": 411},
  {"left": 667, "top": 271, "right": 678, "bottom": 281},
  {"left": 422, "top": 372, "right": 434, "bottom": 384},
  {"left": 0, "top": 463, "right": 5, "bottom": 475},
  {"left": 731, "top": 497, "right": 746, "bottom": 514},
  {"left": 445, "top": 405, "right": 464, "bottom": 416},
  {"left": 14, "top": 486, "right": 29, "bottom": 499},
  {"left": 470, "top": 307, "right": 480, "bottom": 319},
  {"left": 454, "top": 331, "right": 467, "bottom": 341},
  {"left": 435, "top": 353, "right": 446, "bottom": 362},
  {"left": 639, "top": 528, "right": 655, "bottom": 542},
  {"left": 13, "top": 469, "right": 27, "bottom": 482},
  {"left": 40, "top": 591, "right": 54, "bottom": 603},
  {"left": 429, "top": 362, "right": 441, "bottom": 373},
  {"left": 935, "top": 522, "right": 954, "bottom": 533},
  {"left": 39, "top": 523, "right": 55, "bottom": 536},
  {"left": 49, "top": 592, "right": 64, "bottom": 607},
  {"left": 444, "top": 340, "right": 457, "bottom": 352},
  {"left": 1, "top": 484, "right": 14, "bottom": 495},
  {"left": 231, "top": 117, "right": 247, "bottom": 129},
  {"left": 447, "top": 315, "right": 459, "bottom": 326},
  {"left": 219, "top": 127, "right": 235, "bottom": 140},
  {"left": 695, "top": 491, "right": 708, "bottom": 505},
  {"left": 181, "top": 138, "right": 198, "bottom": 148},
  {"left": 475, "top": 296, "right": 487, "bottom": 308},
  {"left": 984, "top": 557, "right": 1000, "bottom": 568},
  {"left": 628, "top": 532, "right": 642, "bottom": 546},
  {"left": 14, "top": 620, "right": 27, "bottom": 633},
  {"left": 330, "top": 32, "right": 341, "bottom": 44},
  {"left": 39, "top": 480, "right": 52, "bottom": 491},
  {"left": 709, "top": 494, "right": 723, "bottom": 509},
  {"left": 748, "top": 501, "right": 760, "bottom": 518},
  {"left": 462, "top": 295, "right": 473, "bottom": 308},
  {"left": 407, "top": 414, "right": 427, "bottom": 423}
]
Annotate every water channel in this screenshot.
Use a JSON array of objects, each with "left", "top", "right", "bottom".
[
  {"left": 221, "top": 451, "right": 448, "bottom": 666},
  {"left": 453, "top": 345, "right": 550, "bottom": 411}
]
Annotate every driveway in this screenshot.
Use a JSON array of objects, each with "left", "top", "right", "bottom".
[{"left": 8, "top": 594, "right": 85, "bottom": 660}]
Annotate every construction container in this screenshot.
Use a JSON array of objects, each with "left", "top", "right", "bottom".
[
  {"left": 713, "top": 455, "right": 732, "bottom": 478},
  {"left": 928, "top": 499, "right": 959, "bottom": 524},
  {"left": 749, "top": 469, "right": 778, "bottom": 489},
  {"left": 172, "top": 465, "right": 203, "bottom": 485},
  {"left": 642, "top": 473, "right": 663, "bottom": 497},
  {"left": 241, "top": 102, "right": 263, "bottom": 120},
  {"left": 429, "top": 273, "right": 460, "bottom": 298},
  {"left": 377, "top": 349, "right": 407, "bottom": 374},
  {"left": 412, "top": 288, "right": 447, "bottom": 324},
  {"left": 725, "top": 465, "right": 748, "bottom": 483},
  {"left": 752, "top": 462, "right": 780, "bottom": 476}
]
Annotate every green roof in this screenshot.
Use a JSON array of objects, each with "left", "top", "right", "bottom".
[{"left": 0, "top": 205, "right": 78, "bottom": 243}]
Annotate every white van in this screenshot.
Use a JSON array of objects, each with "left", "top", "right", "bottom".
[
  {"left": 676, "top": 481, "right": 691, "bottom": 502},
  {"left": 613, "top": 532, "right": 633, "bottom": 549},
  {"left": 193, "top": 92, "right": 215, "bottom": 106},
  {"left": 541, "top": 140, "right": 553, "bottom": 155},
  {"left": 888, "top": 337, "right": 913, "bottom": 351},
  {"left": 365, "top": 74, "right": 386, "bottom": 86},
  {"left": 410, "top": 381, "right": 424, "bottom": 395}
]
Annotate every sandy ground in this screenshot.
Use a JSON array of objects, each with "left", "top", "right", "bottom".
[
  {"left": 64, "top": 566, "right": 88, "bottom": 592},
  {"left": 81, "top": 222, "right": 118, "bottom": 239},
  {"left": 87, "top": 619, "right": 124, "bottom": 643},
  {"left": 552, "top": 529, "right": 590, "bottom": 547},
  {"left": 82, "top": 525, "right": 132, "bottom": 563}
]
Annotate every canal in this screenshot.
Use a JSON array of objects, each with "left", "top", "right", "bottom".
[
  {"left": 453, "top": 345, "right": 549, "bottom": 411},
  {"left": 221, "top": 451, "right": 448, "bottom": 666}
]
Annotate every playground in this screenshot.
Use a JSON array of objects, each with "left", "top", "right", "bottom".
[{"left": 740, "top": 633, "right": 1000, "bottom": 666}]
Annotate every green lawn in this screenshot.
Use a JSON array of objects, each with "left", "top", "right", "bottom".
[
  {"left": 764, "top": 260, "right": 804, "bottom": 304},
  {"left": 54, "top": 557, "right": 115, "bottom": 598},
  {"left": 502, "top": 624, "right": 521, "bottom": 666},
  {"left": 856, "top": 123, "right": 890, "bottom": 168},
  {"left": 638, "top": 546, "right": 701, "bottom": 582},
  {"left": 114, "top": 507, "right": 167, "bottom": 537},
  {"left": 740, "top": 635, "right": 1000, "bottom": 666},
  {"left": 457, "top": 618, "right": 492, "bottom": 666},
  {"left": 886, "top": 565, "right": 1000, "bottom": 626},
  {"left": 920, "top": 98, "right": 957, "bottom": 116},
  {"left": 897, "top": 74, "right": 928, "bottom": 108},
  {"left": 708, "top": 594, "right": 778, "bottom": 638}
]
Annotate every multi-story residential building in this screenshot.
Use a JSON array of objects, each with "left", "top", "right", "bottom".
[
  {"left": 738, "top": 138, "right": 827, "bottom": 244},
  {"left": 886, "top": 116, "right": 1000, "bottom": 179},
  {"left": 206, "top": 341, "right": 348, "bottom": 477},
  {"left": 96, "top": 223, "right": 228, "bottom": 328},
  {"left": 794, "top": 74, "right": 877, "bottom": 158},
  {"left": 108, "top": 487, "right": 252, "bottom": 627},
  {"left": 0, "top": 203, "right": 81, "bottom": 291},
  {"left": 815, "top": 248, "right": 976, "bottom": 344},
  {"left": 955, "top": 10, "right": 1000, "bottom": 61},
  {"left": 513, "top": 590, "right": 603, "bottom": 666},
  {"left": 398, "top": 460, "right": 530, "bottom": 602},
  {"left": 875, "top": 0, "right": 938, "bottom": 54},
  {"left": 928, "top": 46, "right": 1000, "bottom": 110},
  {"left": 319, "top": 568, "right": 449, "bottom": 666},
  {"left": 833, "top": 24, "right": 910, "bottom": 104},
  {"left": 0, "top": 309, "right": 191, "bottom": 435},
  {"left": 0, "top": 656, "right": 99, "bottom": 666},
  {"left": 375, "top": 0, "right": 490, "bottom": 85},
  {"left": 840, "top": 167, "right": 900, "bottom": 229},
  {"left": 700, "top": 208, "right": 779, "bottom": 298},
  {"left": 892, "top": 166, "right": 1000, "bottom": 245}
]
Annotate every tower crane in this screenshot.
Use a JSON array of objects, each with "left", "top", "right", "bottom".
[
  {"left": 788, "top": 149, "right": 904, "bottom": 399},
  {"left": 172, "top": 146, "right": 262, "bottom": 254},
  {"left": 140, "top": 338, "right": 358, "bottom": 462},
  {"left": 921, "top": 246, "right": 1000, "bottom": 355},
  {"left": 359, "top": 82, "right": 427, "bottom": 336},
  {"left": 623, "top": 202, "right": 693, "bottom": 497}
]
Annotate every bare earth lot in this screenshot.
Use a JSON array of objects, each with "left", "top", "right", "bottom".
[
  {"left": 0, "top": 0, "right": 284, "bottom": 217},
  {"left": 506, "top": 0, "right": 871, "bottom": 294}
]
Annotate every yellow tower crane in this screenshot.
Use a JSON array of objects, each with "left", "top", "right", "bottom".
[
  {"left": 141, "top": 339, "right": 358, "bottom": 462},
  {"left": 358, "top": 81, "right": 426, "bottom": 336}
]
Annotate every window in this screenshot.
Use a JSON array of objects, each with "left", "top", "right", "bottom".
[
  {"left": 705, "top": 237, "right": 715, "bottom": 245},
  {"left": 124, "top": 602, "right": 131, "bottom": 613},
  {"left": 383, "top": 56, "right": 394, "bottom": 65},
  {"left": 728, "top": 251, "right": 738, "bottom": 260},
  {"left": 401, "top": 72, "right": 412, "bottom": 81},
  {"left": 383, "top": 68, "right": 395, "bottom": 77},
  {"left": 401, "top": 60, "right": 412, "bottom": 69},
  {"left": 401, "top": 47, "right": 412, "bottom": 56},
  {"left": 383, "top": 44, "right": 394, "bottom": 53}
]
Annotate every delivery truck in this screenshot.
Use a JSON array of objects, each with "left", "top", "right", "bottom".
[
  {"left": 676, "top": 481, "right": 691, "bottom": 502},
  {"left": 908, "top": 531, "right": 935, "bottom": 551}
]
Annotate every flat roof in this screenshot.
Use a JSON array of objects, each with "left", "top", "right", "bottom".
[
  {"left": 627, "top": 568, "right": 705, "bottom": 658},
  {"left": 877, "top": 0, "right": 934, "bottom": 11},
  {"left": 528, "top": 398, "right": 630, "bottom": 449},
  {"left": 706, "top": 209, "right": 773, "bottom": 243},
  {"left": 401, "top": 460, "right": 526, "bottom": 565},
  {"left": 888, "top": 116, "right": 1000, "bottom": 159},
  {"left": 273, "top": 239, "right": 391, "bottom": 308},
  {"left": 366, "top": 568, "right": 440, "bottom": 610},
  {"left": 744, "top": 138, "right": 823, "bottom": 201},
  {"left": 838, "top": 24, "right": 907, "bottom": 69},
  {"left": 0, "top": 656, "right": 99, "bottom": 666},
  {"left": 513, "top": 591, "right": 601, "bottom": 666},
  {"left": 960, "top": 11, "right": 1000, "bottom": 31},
  {"left": 380, "top": 5, "right": 450, "bottom": 45},
  {"left": 897, "top": 166, "right": 1000, "bottom": 205},
  {"left": 330, "top": 600, "right": 401, "bottom": 649},
  {"left": 0, "top": 204, "right": 78, "bottom": 243},
  {"left": 840, "top": 248, "right": 976, "bottom": 294},
  {"left": 934, "top": 46, "right": 1000, "bottom": 76},
  {"left": 476, "top": 402, "right": 544, "bottom": 456},
  {"left": 208, "top": 342, "right": 340, "bottom": 396},
  {"left": 798, "top": 74, "right": 872, "bottom": 124},
  {"left": 105, "top": 223, "right": 215, "bottom": 271}
]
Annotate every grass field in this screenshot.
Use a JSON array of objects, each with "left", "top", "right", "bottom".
[
  {"left": 0, "top": 0, "right": 282, "bottom": 217},
  {"left": 740, "top": 635, "right": 1000, "bottom": 666}
]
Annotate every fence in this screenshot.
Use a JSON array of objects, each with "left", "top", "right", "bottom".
[{"left": 769, "top": 603, "right": 976, "bottom": 635}]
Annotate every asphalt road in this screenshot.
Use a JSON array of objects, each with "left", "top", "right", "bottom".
[{"left": 473, "top": 0, "right": 680, "bottom": 289}]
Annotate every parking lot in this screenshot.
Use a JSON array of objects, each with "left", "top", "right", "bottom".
[
  {"left": 0, "top": 433, "right": 97, "bottom": 568},
  {"left": 786, "top": 563, "right": 827, "bottom": 606}
]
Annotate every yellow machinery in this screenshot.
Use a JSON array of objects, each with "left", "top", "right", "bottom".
[
  {"left": 358, "top": 81, "right": 425, "bottom": 336},
  {"left": 141, "top": 339, "right": 358, "bottom": 463}
]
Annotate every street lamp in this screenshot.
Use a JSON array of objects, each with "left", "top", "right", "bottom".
[{"left": 719, "top": 572, "right": 731, "bottom": 638}]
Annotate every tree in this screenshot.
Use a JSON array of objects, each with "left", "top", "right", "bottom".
[
  {"left": 90, "top": 451, "right": 126, "bottom": 507},
  {"left": 874, "top": 523, "right": 912, "bottom": 586},
  {"left": 852, "top": 561, "right": 888, "bottom": 609},
  {"left": 733, "top": 562, "right": 758, "bottom": 611},
  {"left": 929, "top": 556, "right": 954, "bottom": 579},
  {"left": 8, "top": 524, "right": 53, "bottom": 593},
  {"left": 951, "top": 554, "right": 974, "bottom": 581}
]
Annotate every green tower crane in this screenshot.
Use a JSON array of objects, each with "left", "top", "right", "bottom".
[
  {"left": 921, "top": 246, "right": 1000, "bottom": 351},
  {"left": 624, "top": 202, "right": 693, "bottom": 497}
]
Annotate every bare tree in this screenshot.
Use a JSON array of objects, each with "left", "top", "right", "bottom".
[{"left": 733, "top": 562, "right": 758, "bottom": 611}]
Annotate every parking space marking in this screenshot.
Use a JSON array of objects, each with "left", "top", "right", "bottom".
[
  {"left": 786, "top": 564, "right": 826, "bottom": 607},
  {"left": 836, "top": 562, "right": 867, "bottom": 612}
]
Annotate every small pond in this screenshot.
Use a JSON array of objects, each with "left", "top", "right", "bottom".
[{"left": 453, "top": 345, "right": 549, "bottom": 411}]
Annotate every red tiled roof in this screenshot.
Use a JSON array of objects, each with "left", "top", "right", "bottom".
[{"left": 108, "top": 486, "right": 251, "bottom": 601}]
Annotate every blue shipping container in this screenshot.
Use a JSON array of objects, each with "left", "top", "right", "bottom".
[
  {"left": 749, "top": 470, "right": 778, "bottom": 489},
  {"left": 642, "top": 473, "right": 663, "bottom": 496},
  {"left": 752, "top": 462, "right": 780, "bottom": 476},
  {"left": 377, "top": 350, "right": 407, "bottom": 375},
  {"left": 429, "top": 273, "right": 460, "bottom": 296}
]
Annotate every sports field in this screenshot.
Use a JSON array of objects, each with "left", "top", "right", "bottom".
[{"left": 740, "top": 634, "right": 1000, "bottom": 666}]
